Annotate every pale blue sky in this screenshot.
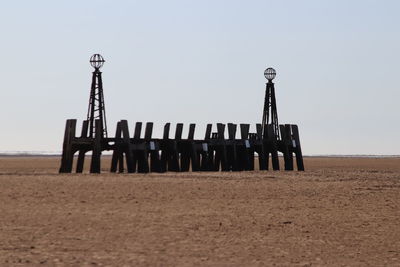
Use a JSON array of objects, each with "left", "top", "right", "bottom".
[{"left": 0, "top": 0, "right": 399, "bottom": 154}]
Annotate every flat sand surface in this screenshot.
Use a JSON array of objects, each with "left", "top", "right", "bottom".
[{"left": 0, "top": 157, "right": 399, "bottom": 266}]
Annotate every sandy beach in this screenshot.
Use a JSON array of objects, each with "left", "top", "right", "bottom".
[{"left": 0, "top": 156, "right": 399, "bottom": 266}]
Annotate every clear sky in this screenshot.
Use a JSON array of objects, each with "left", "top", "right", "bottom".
[{"left": 0, "top": 0, "right": 399, "bottom": 155}]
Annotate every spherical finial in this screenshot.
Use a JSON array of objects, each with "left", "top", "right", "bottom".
[
  {"left": 264, "top": 67, "right": 276, "bottom": 81},
  {"left": 90, "top": 54, "right": 105, "bottom": 69}
]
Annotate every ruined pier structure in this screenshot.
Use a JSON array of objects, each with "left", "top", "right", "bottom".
[{"left": 59, "top": 55, "right": 304, "bottom": 173}]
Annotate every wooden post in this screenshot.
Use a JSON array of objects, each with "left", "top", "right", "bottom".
[
  {"left": 216, "top": 123, "right": 228, "bottom": 171},
  {"left": 188, "top": 124, "right": 200, "bottom": 171},
  {"left": 279, "top": 124, "right": 293, "bottom": 171},
  {"left": 292, "top": 125, "right": 305, "bottom": 171},
  {"left": 256, "top": 123, "right": 267, "bottom": 170},
  {"left": 76, "top": 120, "right": 89, "bottom": 173},
  {"left": 267, "top": 125, "right": 280, "bottom": 171},
  {"left": 59, "top": 119, "right": 76, "bottom": 173},
  {"left": 160, "top": 123, "right": 170, "bottom": 172},
  {"left": 121, "top": 120, "right": 135, "bottom": 173},
  {"left": 168, "top": 124, "right": 180, "bottom": 172},
  {"left": 134, "top": 122, "right": 142, "bottom": 139},
  {"left": 149, "top": 141, "right": 161, "bottom": 173},
  {"left": 179, "top": 123, "right": 190, "bottom": 172},
  {"left": 227, "top": 123, "right": 238, "bottom": 171},
  {"left": 110, "top": 121, "right": 122, "bottom": 173},
  {"left": 137, "top": 122, "right": 151, "bottom": 173},
  {"left": 188, "top": 124, "right": 195, "bottom": 140},
  {"left": 146, "top": 122, "right": 161, "bottom": 173},
  {"left": 240, "top": 124, "right": 252, "bottom": 171},
  {"left": 285, "top": 124, "right": 295, "bottom": 170},
  {"left": 90, "top": 120, "right": 102, "bottom": 173},
  {"left": 131, "top": 122, "right": 143, "bottom": 173},
  {"left": 200, "top": 124, "right": 212, "bottom": 171}
]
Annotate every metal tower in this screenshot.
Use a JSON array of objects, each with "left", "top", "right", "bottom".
[
  {"left": 87, "top": 54, "right": 108, "bottom": 138},
  {"left": 261, "top": 67, "right": 280, "bottom": 140}
]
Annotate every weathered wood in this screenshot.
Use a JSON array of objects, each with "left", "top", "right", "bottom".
[
  {"left": 254, "top": 123, "right": 267, "bottom": 170},
  {"left": 136, "top": 122, "right": 152, "bottom": 173},
  {"left": 76, "top": 120, "right": 89, "bottom": 173},
  {"left": 160, "top": 123, "right": 180, "bottom": 172},
  {"left": 168, "top": 124, "right": 180, "bottom": 172},
  {"left": 59, "top": 119, "right": 76, "bottom": 173},
  {"left": 200, "top": 141, "right": 212, "bottom": 171},
  {"left": 279, "top": 124, "right": 293, "bottom": 171},
  {"left": 199, "top": 124, "right": 213, "bottom": 171},
  {"left": 217, "top": 123, "right": 225, "bottom": 140},
  {"left": 134, "top": 122, "right": 142, "bottom": 140},
  {"left": 160, "top": 123, "right": 170, "bottom": 172},
  {"left": 121, "top": 120, "right": 135, "bottom": 173},
  {"left": 205, "top": 124, "right": 212, "bottom": 140},
  {"left": 144, "top": 122, "right": 153, "bottom": 141},
  {"left": 60, "top": 119, "right": 304, "bottom": 174},
  {"left": 238, "top": 124, "right": 251, "bottom": 171},
  {"left": 227, "top": 123, "right": 238, "bottom": 171},
  {"left": 227, "top": 123, "right": 236, "bottom": 140},
  {"left": 267, "top": 125, "right": 280, "bottom": 171},
  {"left": 149, "top": 139, "right": 161, "bottom": 172},
  {"left": 110, "top": 121, "right": 122, "bottom": 173},
  {"left": 163, "top": 123, "right": 170, "bottom": 140},
  {"left": 175, "top": 123, "right": 183, "bottom": 140},
  {"left": 240, "top": 124, "right": 250, "bottom": 140},
  {"left": 180, "top": 124, "right": 199, "bottom": 172},
  {"left": 188, "top": 124, "right": 195, "bottom": 140},
  {"left": 256, "top": 123, "right": 262, "bottom": 139},
  {"left": 90, "top": 120, "right": 102, "bottom": 173},
  {"left": 292, "top": 125, "right": 305, "bottom": 171},
  {"left": 285, "top": 124, "right": 295, "bottom": 170},
  {"left": 214, "top": 123, "right": 228, "bottom": 171}
]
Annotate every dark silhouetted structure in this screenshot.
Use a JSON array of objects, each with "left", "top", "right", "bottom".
[
  {"left": 59, "top": 56, "right": 304, "bottom": 174},
  {"left": 60, "top": 54, "right": 111, "bottom": 173},
  {"left": 87, "top": 54, "right": 107, "bottom": 138}
]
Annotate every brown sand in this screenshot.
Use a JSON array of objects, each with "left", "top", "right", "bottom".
[{"left": 0, "top": 157, "right": 399, "bottom": 266}]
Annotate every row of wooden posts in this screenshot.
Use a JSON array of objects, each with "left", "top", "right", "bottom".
[{"left": 59, "top": 119, "right": 304, "bottom": 173}]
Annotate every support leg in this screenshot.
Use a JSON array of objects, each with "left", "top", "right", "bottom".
[
  {"left": 59, "top": 119, "right": 76, "bottom": 173},
  {"left": 76, "top": 150, "right": 86, "bottom": 173},
  {"left": 90, "top": 120, "right": 102, "bottom": 173}
]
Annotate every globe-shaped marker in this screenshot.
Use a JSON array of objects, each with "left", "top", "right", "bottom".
[
  {"left": 90, "top": 54, "right": 105, "bottom": 69},
  {"left": 264, "top": 67, "right": 276, "bottom": 81}
]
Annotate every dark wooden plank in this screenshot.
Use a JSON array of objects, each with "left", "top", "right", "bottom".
[
  {"left": 175, "top": 123, "right": 183, "bottom": 140},
  {"left": 121, "top": 120, "right": 135, "bottom": 173},
  {"left": 205, "top": 124, "right": 212, "bottom": 140},
  {"left": 227, "top": 123, "right": 237, "bottom": 140},
  {"left": 283, "top": 124, "right": 294, "bottom": 171},
  {"left": 134, "top": 122, "right": 142, "bottom": 140},
  {"left": 188, "top": 124, "right": 195, "bottom": 140},
  {"left": 256, "top": 123, "right": 262, "bottom": 140},
  {"left": 292, "top": 125, "right": 305, "bottom": 171},
  {"left": 144, "top": 122, "right": 153, "bottom": 141},
  {"left": 240, "top": 124, "right": 250, "bottom": 140},
  {"left": 76, "top": 120, "right": 89, "bottom": 173},
  {"left": 217, "top": 123, "right": 225, "bottom": 140},
  {"left": 110, "top": 121, "right": 122, "bottom": 173},
  {"left": 90, "top": 120, "right": 102, "bottom": 173},
  {"left": 163, "top": 123, "right": 170, "bottom": 140},
  {"left": 267, "top": 125, "right": 280, "bottom": 171},
  {"left": 59, "top": 119, "right": 76, "bottom": 173}
]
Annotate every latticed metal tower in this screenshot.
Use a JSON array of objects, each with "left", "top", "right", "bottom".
[
  {"left": 261, "top": 67, "right": 280, "bottom": 140},
  {"left": 87, "top": 54, "right": 108, "bottom": 138}
]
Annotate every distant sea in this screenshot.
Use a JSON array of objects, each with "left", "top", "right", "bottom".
[
  {"left": 0, "top": 151, "right": 61, "bottom": 157},
  {"left": 0, "top": 151, "right": 398, "bottom": 158}
]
